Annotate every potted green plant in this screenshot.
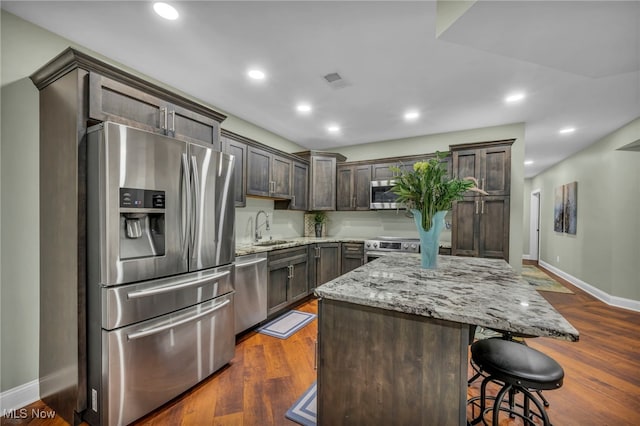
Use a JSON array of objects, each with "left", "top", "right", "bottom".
[
  {"left": 312, "top": 211, "right": 328, "bottom": 237},
  {"left": 390, "top": 152, "right": 486, "bottom": 268}
]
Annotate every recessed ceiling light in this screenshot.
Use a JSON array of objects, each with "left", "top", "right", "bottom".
[
  {"left": 559, "top": 127, "right": 576, "bottom": 134},
  {"left": 247, "top": 69, "right": 266, "bottom": 80},
  {"left": 153, "top": 2, "right": 179, "bottom": 20},
  {"left": 327, "top": 125, "right": 340, "bottom": 133},
  {"left": 296, "top": 103, "right": 312, "bottom": 113},
  {"left": 404, "top": 110, "right": 420, "bottom": 121},
  {"left": 505, "top": 92, "right": 526, "bottom": 103},
  {"left": 524, "top": 160, "right": 534, "bottom": 165}
]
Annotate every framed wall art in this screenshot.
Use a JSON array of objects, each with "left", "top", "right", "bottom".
[
  {"left": 553, "top": 182, "right": 578, "bottom": 234},
  {"left": 563, "top": 181, "right": 578, "bottom": 235},
  {"left": 554, "top": 185, "right": 564, "bottom": 232}
]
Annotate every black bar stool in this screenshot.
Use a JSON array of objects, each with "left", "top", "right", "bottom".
[
  {"left": 467, "top": 338, "right": 564, "bottom": 426},
  {"left": 469, "top": 328, "right": 551, "bottom": 407}
]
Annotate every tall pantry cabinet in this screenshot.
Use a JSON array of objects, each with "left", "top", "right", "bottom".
[{"left": 451, "top": 140, "right": 513, "bottom": 261}]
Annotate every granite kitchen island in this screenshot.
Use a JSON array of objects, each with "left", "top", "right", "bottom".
[{"left": 314, "top": 254, "right": 579, "bottom": 426}]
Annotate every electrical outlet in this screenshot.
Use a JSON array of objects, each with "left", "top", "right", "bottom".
[{"left": 556, "top": 255, "right": 560, "bottom": 262}]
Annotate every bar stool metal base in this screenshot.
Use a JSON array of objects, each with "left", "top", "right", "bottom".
[{"left": 468, "top": 376, "right": 552, "bottom": 426}]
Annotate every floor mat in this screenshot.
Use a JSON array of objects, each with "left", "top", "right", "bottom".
[
  {"left": 521, "top": 265, "right": 573, "bottom": 294},
  {"left": 257, "top": 310, "right": 316, "bottom": 339},
  {"left": 285, "top": 381, "right": 316, "bottom": 426}
]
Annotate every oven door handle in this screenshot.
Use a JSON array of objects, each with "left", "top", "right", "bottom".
[
  {"left": 127, "top": 271, "right": 230, "bottom": 299},
  {"left": 365, "top": 251, "right": 392, "bottom": 257},
  {"left": 127, "top": 299, "right": 231, "bottom": 340}
]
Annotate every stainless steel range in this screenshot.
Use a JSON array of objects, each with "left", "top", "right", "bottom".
[{"left": 364, "top": 236, "right": 420, "bottom": 263}]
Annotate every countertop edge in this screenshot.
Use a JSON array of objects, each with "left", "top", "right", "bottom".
[{"left": 235, "top": 236, "right": 367, "bottom": 256}]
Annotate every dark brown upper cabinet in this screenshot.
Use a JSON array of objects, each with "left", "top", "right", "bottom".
[
  {"left": 452, "top": 141, "right": 512, "bottom": 196},
  {"left": 295, "top": 151, "right": 347, "bottom": 211},
  {"left": 246, "top": 145, "right": 292, "bottom": 199},
  {"left": 336, "top": 164, "right": 371, "bottom": 211},
  {"left": 89, "top": 73, "right": 222, "bottom": 148},
  {"left": 290, "top": 161, "right": 309, "bottom": 211},
  {"left": 221, "top": 131, "right": 248, "bottom": 207}
]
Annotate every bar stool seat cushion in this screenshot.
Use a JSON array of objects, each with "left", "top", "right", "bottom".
[{"left": 471, "top": 338, "right": 564, "bottom": 390}]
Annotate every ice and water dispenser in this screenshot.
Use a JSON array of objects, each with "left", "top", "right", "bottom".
[{"left": 119, "top": 188, "right": 166, "bottom": 259}]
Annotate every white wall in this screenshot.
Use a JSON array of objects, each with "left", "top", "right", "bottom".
[
  {"left": 235, "top": 198, "right": 304, "bottom": 245},
  {"left": 530, "top": 117, "right": 640, "bottom": 302}
]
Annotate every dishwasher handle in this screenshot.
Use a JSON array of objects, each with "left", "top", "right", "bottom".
[{"left": 236, "top": 257, "right": 267, "bottom": 268}]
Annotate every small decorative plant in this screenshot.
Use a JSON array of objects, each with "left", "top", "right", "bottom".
[
  {"left": 312, "top": 211, "right": 328, "bottom": 225},
  {"left": 311, "top": 211, "right": 327, "bottom": 237},
  {"left": 390, "top": 152, "right": 486, "bottom": 231}
]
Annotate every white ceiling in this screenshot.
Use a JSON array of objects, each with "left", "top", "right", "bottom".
[{"left": 3, "top": 0, "right": 639, "bottom": 177}]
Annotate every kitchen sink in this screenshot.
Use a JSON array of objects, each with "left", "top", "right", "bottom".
[{"left": 253, "top": 239, "right": 294, "bottom": 247}]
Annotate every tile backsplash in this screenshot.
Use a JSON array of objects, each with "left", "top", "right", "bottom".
[{"left": 235, "top": 198, "right": 451, "bottom": 244}]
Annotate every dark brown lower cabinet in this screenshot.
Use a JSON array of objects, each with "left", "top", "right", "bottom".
[
  {"left": 314, "top": 243, "right": 341, "bottom": 286},
  {"left": 267, "top": 247, "right": 309, "bottom": 316},
  {"left": 317, "top": 299, "right": 469, "bottom": 425},
  {"left": 341, "top": 243, "right": 364, "bottom": 274},
  {"left": 452, "top": 196, "right": 510, "bottom": 261}
]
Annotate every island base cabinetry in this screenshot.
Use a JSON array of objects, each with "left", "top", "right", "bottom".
[{"left": 317, "top": 299, "right": 469, "bottom": 426}]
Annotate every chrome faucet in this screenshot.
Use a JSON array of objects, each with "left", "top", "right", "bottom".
[{"left": 255, "top": 210, "right": 270, "bottom": 241}]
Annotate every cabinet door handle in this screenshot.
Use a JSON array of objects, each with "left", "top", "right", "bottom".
[
  {"left": 475, "top": 200, "right": 479, "bottom": 215},
  {"left": 169, "top": 110, "right": 176, "bottom": 133},
  {"left": 315, "top": 247, "right": 320, "bottom": 258},
  {"left": 292, "top": 195, "right": 296, "bottom": 207},
  {"left": 481, "top": 200, "right": 485, "bottom": 214},
  {"left": 314, "top": 339, "right": 318, "bottom": 370},
  {"left": 481, "top": 178, "right": 485, "bottom": 191},
  {"left": 160, "top": 107, "right": 168, "bottom": 130}
]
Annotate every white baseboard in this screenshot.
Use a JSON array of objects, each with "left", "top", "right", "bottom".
[
  {"left": 539, "top": 260, "right": 640, "bottom": 313},
  {"left": 522, "top": 254, "right": 532, "bottom": 260},
  {"left": 0, "top": 379, "right": 39, "bottom": 413}
]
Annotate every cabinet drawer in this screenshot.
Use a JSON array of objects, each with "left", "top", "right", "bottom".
[
  {"left": 268, "top": 246, "right": 309, "bottom": 263},
  {"left": 342, "top": 243, "right": 364, "bottom": 255}
]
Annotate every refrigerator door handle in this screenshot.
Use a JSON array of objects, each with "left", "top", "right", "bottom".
[
  {"left": 181, "top": 153, "right": 190, "bottom": 259},
  {"left": 126, "top": 270, "right": 231, "bottom": 299},
  {"left": 190, "top": 155, "right": 200, "bottom": 256},
  {"left": 126, "top": 299, "right": 231, "bottom": 340}
]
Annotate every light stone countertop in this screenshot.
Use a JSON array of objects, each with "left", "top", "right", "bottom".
[
  {"left": 235, "top": 236, "right": 368, "bottom": 256},
  {"left": 314, "top": 253, "right": 580, "bottom": 342}
]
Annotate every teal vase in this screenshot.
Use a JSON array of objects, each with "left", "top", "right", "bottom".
[{"left": 411, "top": 209, "right": 447, "bottom": 269}]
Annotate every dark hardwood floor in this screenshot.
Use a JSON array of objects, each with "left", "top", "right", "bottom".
[{"left": 4, "top": 264, "right": 640, "bottom": 425}]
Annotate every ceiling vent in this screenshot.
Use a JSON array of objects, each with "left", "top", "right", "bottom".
[{"left": 323, "top": 72, "right": 350, "bottom": 89}]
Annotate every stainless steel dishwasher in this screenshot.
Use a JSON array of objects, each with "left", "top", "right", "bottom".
[{"left": 234, "top": 253, "right": 268, "bottom": 334}]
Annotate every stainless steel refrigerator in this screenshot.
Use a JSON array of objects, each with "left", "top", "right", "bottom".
[{"left": 85, "top": 122, "right": 235, "bottom": 426}]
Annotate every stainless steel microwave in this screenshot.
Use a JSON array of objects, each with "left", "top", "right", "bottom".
[{"left": 370, "top": 180, "right": 400, "bottom": 209}]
